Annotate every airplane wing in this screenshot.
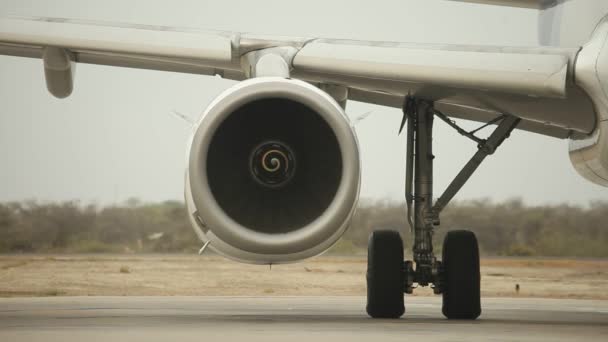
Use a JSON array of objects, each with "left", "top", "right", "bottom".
[
  {"left": 0, "top": 17, "right": 242, "bottom": 79},
  {"left": 0, "top": 16, "right": 593, "bottom": 140}
]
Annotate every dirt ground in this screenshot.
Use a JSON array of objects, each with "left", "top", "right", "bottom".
[{"left": 0, "top": 254, "right": 606, "bottom": 299}]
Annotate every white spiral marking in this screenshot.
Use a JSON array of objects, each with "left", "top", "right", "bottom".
[{"left": 262, "top": 150, "right": 287, "bottom": 172}]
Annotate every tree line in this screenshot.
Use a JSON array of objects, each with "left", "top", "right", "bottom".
[{"left": 0, "top": 198, "right": 606, "bottom": 257}]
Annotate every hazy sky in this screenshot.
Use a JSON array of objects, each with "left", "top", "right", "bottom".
[{"left": 0, "top": 0, "right": 606, "bottom": 206}]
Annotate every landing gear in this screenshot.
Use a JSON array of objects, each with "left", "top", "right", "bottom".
[
  {"left": 365, "top": 97, "right": 520, "bottom": 320},
  {"left": 442, "top": 230, "right": 481, "bottom": 319},
  {"left": 366, "top": 230, "right": 405, "bottom": 318}
]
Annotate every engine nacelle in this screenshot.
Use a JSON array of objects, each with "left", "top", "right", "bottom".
[
  {"left": 569, "top": 14, "right": 608, "bottom": 187},
  {"left": 185, "top": 78, "right": 360, "bottom": 264}
]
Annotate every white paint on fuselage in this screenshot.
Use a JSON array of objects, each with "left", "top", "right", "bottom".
[{"left": 539, "top": 0, "right": 608, "bottom": 46}]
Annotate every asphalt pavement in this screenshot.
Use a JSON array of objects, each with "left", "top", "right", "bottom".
[{"left": 0, "top": 296, "right": 606, "bottom": 341}]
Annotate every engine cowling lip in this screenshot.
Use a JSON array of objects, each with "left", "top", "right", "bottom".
[{"left": 188, "top": 77, "right": 360, "bottom": 255}]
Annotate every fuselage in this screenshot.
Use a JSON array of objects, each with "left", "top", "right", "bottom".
[{"left": 539, "top": 0, "right": 608, "bottom": 47}]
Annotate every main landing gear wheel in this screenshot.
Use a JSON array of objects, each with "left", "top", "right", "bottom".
[
  {"left": 441, "top": 230, "right": 481, "bottom": 320},
  {"left": 366, "top": 230, "right": 405, "bottom": 318}
]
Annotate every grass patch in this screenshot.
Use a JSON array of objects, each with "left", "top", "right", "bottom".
[
  {"left": 1, "top": 260, "right": 29, "bottom": 270},
  {"left": 42, "top": 289, "right": 64, "bottom": 296},
  {"left": 486, "top": 273, "right": 508, "bottom": 277}
]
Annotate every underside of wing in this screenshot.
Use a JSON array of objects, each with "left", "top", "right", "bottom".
[{"left": 291, "top": 39, "right": 591, "bottom": 138}]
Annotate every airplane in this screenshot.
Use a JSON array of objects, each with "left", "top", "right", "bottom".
[{"left": 0, "top": 0, "right": 606, "bottom": 320}]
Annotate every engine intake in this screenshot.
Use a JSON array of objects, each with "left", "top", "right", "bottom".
[{"left": 186, "top": 78, "right": 360, "bottom": 264}]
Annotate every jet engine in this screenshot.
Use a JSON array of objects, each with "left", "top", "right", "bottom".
[{"left": 185, "top": 77, "right": 360, "bottom": 264}]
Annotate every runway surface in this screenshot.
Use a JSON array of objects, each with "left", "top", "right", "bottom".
[{"left": 0, "top": 296, "right": 606, "bottom": 342}]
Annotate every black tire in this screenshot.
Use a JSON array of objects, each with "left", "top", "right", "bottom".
[
  {"left": 366, "top": 230, "right": 405, "bottom": 318},
  {"left": 441, "top": 230, "right": 481, "bottom": 320}
]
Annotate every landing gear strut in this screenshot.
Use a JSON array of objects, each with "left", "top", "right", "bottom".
[{"left": 366, "top": 97, "right": 520, "bottom": 319}]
